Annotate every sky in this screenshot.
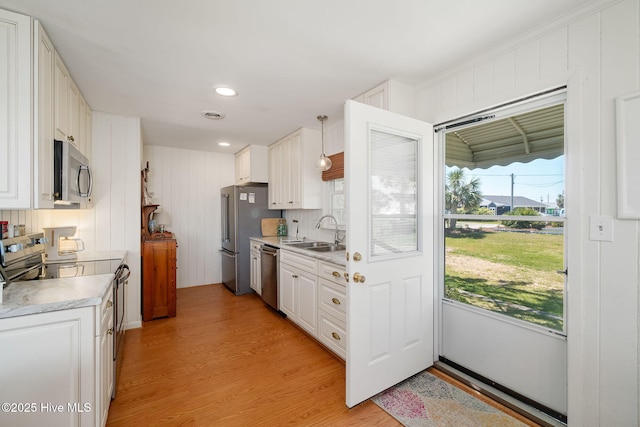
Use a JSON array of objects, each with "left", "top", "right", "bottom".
[{"left": 451, "top": 156, "right": 565, "bottom": 206}]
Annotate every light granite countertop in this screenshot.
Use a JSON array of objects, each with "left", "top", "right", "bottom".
[
  {"left": 0, "top": 251, "right": 127, "bottom": 320},
  {"left": 0, "top": 274, "right": 114, "bottom": 319},
  {"left": 250, "top": 236, "right": 347, "bottom": 267}
]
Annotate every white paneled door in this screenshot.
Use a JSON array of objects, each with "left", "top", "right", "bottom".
[{"left": 345, "top": 100, "right": 434, "bottom": 407}]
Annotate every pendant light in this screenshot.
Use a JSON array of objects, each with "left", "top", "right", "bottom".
[{"left": 315, "top": 115, "right": 332, "bottom": 171}]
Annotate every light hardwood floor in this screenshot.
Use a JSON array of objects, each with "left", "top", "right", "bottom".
[{"left": 107, "top": 284, "right": 538, "bottom": 426}]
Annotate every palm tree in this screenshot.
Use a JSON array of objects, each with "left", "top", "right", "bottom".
[{"left": 445, "top": 168, "right": 482, "bottom": 228}]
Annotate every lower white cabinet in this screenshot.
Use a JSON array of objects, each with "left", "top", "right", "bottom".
[
  {"left": 278, "top": 250, "right": 348, "bottom": 359},
  {"left": 249, "top": 240, "right": 262, "bottom": 295},
  {"left": 0, "top": 285, "right": 113, "bottom": 427},
  {"left": 97, "top": 289, "right": 114, "bottom": 427},
  {"left": 316, "top": 261, "right": 347, "bottom": 359},
  {"left": 279, "top": 250, "right": 318, "bottom": 336}
]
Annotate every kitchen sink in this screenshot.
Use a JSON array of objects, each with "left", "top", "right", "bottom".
[
  {"left": 287, "top": 241, "right": 332, "bottom": 248},
  {"left": 306, "top": 244, "right": 346, "bottom": 252}
]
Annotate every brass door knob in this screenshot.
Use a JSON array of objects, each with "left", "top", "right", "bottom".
[{"left": 353, "top": 272, "right": 365, "bottom": 283}]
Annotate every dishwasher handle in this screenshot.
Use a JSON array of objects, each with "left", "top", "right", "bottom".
[{"left": 260, "top": 245, "right": 278, "bottom": 256}]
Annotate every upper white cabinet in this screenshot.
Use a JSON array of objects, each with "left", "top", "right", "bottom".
[
  {"left": 0, "top": 9, "right": 92, "bottom": 209},
  {"left": 268, "top": 128, "right": 322, "bottom": 209},
  {"left": 353, "top": 80, "right": 416, "bottom": 117},
  {"left": 0, "top": 9, "right": 32, "bottom": 208},
  {"left": 235, "top": 145, "right": 268, "bottom": 185},
  {"left": 55, "top": 51, "right": 91, "bottom": 156},
  {"left": 34, "top": 21, "right": 56, "bottom": 208}
]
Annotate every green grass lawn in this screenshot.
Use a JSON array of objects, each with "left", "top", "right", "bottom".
[{"left": 445, "top": 228, "right": 565, "bottom": 331}]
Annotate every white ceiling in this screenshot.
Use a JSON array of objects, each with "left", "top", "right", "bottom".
[{"left": 1, "top": 0, "right": 593, "bottom": 153}]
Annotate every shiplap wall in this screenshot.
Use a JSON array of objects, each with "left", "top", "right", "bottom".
[
  {"left": 414, "top": 0, "right": 639, "bottom": 424},
  {"left": 143, "top": 145, "right": 235, "bottom": 288}
]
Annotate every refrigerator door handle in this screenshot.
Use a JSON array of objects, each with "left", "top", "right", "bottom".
[{"left": 222, "top": 194, "right": 230, "bottom": 243}]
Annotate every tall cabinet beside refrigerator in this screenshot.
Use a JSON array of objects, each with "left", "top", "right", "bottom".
[{"left": 220, "top": 185, "right": 280, "bottom": 295}]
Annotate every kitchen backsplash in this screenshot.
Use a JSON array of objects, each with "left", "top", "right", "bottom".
[{"left": 282, "top": 209, "right": 346, "bottom": 244}]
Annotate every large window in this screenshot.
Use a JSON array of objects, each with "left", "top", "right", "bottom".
[{"left": 442, "top": 96, "right": 566, "bottom": 332}]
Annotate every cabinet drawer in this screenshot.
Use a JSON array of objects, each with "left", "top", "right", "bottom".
[
  {"left": 280, "top": 250, "right": 317, "bottom": 273},
  {"left": 318, "top": 310, "right": 346, "bottom": 359},
  {"left": 318, "top": 278, "right": 346, "bottom": 321},
  {"left": 250, "top": 240, "right": 261, "bottom": 252},
  {"left": 318, "top": 260, "right": 347, "bottom": 285}
]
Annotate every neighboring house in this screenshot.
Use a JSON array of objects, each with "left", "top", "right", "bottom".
[{"left": 481, "top": 195, "right": 548, "bottom": 214}]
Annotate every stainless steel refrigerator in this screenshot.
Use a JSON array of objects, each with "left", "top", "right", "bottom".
[{"left": 220, "top": 185, "right": 280, "bottom": 295}]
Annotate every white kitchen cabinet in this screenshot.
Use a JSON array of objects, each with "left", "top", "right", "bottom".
[
  {"left": 55, "top": 50, "right": 92, "bottom": 158},
  {"left": 317, "top": 260, "right": 347, "bottom": 359},
  {"left": 235, "top": 145, "right": 268, "bottom": 185},
  {"left": 268, "top": 128, "right": 322, "bottom": 209},
  {"left": 80, "top": 98, "right": 92, "bottom": 160},
  {"left": 352, "top": 80, "right": 416, "bottom": 117},
  {"left": 268, "top": 140, "right": 283, "bottom": 208},
  {"left": 0, "top": 284, "right": 113, "bottom": 427},
  {"left": 249, "top": 239, "right": 262, "bottom": 295},
  {"left": 277, "top": 249, "right": 348, "bottom": 359},
  {"left": 97, "top": 288, "right": 114, "bottom": 427},
  {"left": 54, "top": 51, "right": 71, "bottom": 144},
  {"left": 0, "top": 9, "right": 32, "bottom": 208},
  {"left": 0, "top": 9, "right": 91, "bottom": 210},
  {"left": 34, "top": 21, "right": 56, "bottom": 209},
  {"left": 0, "top": 308, "right": 94, "bottom": 427},
  {"left": 279, "top": 250, "right": 318, "bottom": 336}
]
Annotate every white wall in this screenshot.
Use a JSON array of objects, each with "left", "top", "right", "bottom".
[
  {"left": 414, "top": 0, "right": 639, "bottom": 424},
  {"left": 143, "top": 145, "right": 235, "bottom": 288},
  {"left": 92, "top": 112, "right": 142, "bottom": 330}
]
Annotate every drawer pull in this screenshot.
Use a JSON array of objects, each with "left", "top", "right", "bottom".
[
  {"left": 332, "top": 271, "right": 341, "bottom": 278},
  {"left": 107, "top": 300, "right": 113, "bottom": 308},
  {"left": 331, "top": 332, "right": 341, "bottom": 340},
  {"left": 331, "top": 297, "right": 341, "bottom": 305}
]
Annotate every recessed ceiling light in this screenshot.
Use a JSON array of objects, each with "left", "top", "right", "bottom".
[
  {"left": 201, "top": 110, "right": 225, "bottom": 120},
  {"left": 214, "top": 86, "right": 238, "bottom": 97},
  {"left": 218, "top": 142, "right": 231, "bottom": 147}
]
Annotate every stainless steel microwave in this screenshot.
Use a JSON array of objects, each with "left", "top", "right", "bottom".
[{"left": 54, "top": 140, "right": 92, "bottom": 205}]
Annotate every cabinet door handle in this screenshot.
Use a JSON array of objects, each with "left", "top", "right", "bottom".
[
  {"left": 292, "top": 275, "right": 298, "bottom": 279},
  {"left": 107, "top": 300, "right": 113, "bottom": 308},
  {"left": 331, "top": 332, "right": 341, "bottom": 340},
  {"left": 331, "top": 297, "right": 341, "bottom": 305},
  {"left": 107, "top": 328, "right": 114, "bottom": 335}
]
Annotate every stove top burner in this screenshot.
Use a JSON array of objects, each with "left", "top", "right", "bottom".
[{"left": 43, "top": 259, "right": 124, "bottom": 279}]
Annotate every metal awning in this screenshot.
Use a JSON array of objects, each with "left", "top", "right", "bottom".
[{"left": 445, "top": 103, "right": 564, "bottom": 169}]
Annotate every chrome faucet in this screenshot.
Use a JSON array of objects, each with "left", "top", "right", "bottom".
[{"left": 315, "top": 214, "right": 342, "bottom": 244}]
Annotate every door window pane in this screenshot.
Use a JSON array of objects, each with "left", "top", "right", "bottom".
[
  {"left": 370, "top": 129, "right": 419, "bottom": 257},
  {"left": 443, "top": 100, "right": 566, "bottom": 332},
  {"left": 444, "top": 218, "right": 565, "bottom": 330}
]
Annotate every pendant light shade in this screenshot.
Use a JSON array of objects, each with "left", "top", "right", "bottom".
[{"left": 316, "top": 115, "right": 332, "bottom": 171}]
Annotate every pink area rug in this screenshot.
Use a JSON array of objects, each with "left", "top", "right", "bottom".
[{"left": 371, "top": 371, "right": 527, "bottom": 427}]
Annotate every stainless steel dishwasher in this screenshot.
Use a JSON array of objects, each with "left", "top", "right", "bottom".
[{"left": 260, "top": 244, "right": 280, "bottom": 311}]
